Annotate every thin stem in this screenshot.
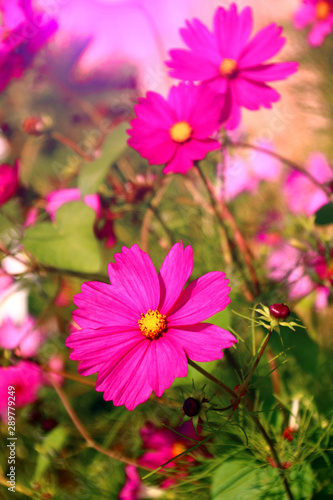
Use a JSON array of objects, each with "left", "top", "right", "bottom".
[
  {"left": 47, "top": 374, "right": 143, "bottom": 468},
  {"left": 188, "top": 359, "right": 237, "bottom": 399},
  {"left": 232, "top": 141, "right": 330, "bottom": 195},
  {"left": 51, "top": 131, "right": 94, "bottom": 161},
  {"left": 238, "top": 330, "right": 273, "bottom": 395},
  {"left": 251, "top": 414, "right": 294, "bottom": 500},
  {"left": 147, "top": 201, "right": 175, "bottom": 246},
  {"left": 195, "top": 162, "right": 260, "bottom": 299},
  {"left": 43, "top": 366, "right": 96, "bottom": 387}
]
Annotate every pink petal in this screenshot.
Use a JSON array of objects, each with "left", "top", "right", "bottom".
[
  {"left": 167, "top": 49, "right": 219, "bottom": 81},
  {"left": 167, "top": 272, "right": 230, "bottom": 325},
  {"left": 158, "top": 242, "right": 193, "bottom": 315},
  {"left": 239, "top": 24, "right": 285, "bottom": 68},
  {"left": 108, "top": 245, "right": 160, "bottom": 313},
  {"left": 163, "top": 145, "right": 193, "bottom": 175},
  {"left": 146, "top": 337, "right": 188, "bottom": 396},
  {"left": 180, "top": 18, "right": 220, "bottom": 59},
  {"left": 67, "top": 327, "right": 143, "bottom": 376},
  {"left": 240, "top": 62, "right": 298, "bottom": 82},
  {"left": 167, "top": 323, "right": 237, "bottom": 362},
  {"left": 134, "top": 91, "right": 175, "bottom": 128},
  {"left": 96, "top": 341, "right": 152, "bottom": 410},
  {"left": 214, "top": 4, "right": 253, "bottom": 59},
  {"left": 73, "top": 281, "right": 140, "bottom": 329},
  {"left": 309, "top": 17, "right": 333, "bottom": 46},
  {"left": 293, "top": 4, "right": 316, "bottom": 29},
  {"left": 233, "top": 78, "right": 280, "bottom": 110},
  {"left": 128, "top": 127, "right": 176, "bottom": 165}
]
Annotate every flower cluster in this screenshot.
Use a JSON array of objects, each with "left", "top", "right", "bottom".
[{"left": 127, "top": 3, "right": 298, "bottom": 174}]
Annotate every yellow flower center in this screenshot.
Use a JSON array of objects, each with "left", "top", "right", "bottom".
[
  {"left": 316, "top": 0, "right": 331, "bottom": 20},
  {"left": 219, "top": 58, "right": 238, "bottom": 78},
  {"left": 170, "top": 121, "right": 193, "bottom": 143},
  {"left": 138, "top": 309, "right": 167, "bottom": 340},
  {"left": 172, "top": 442, "right": 187, "bottom": 457}
]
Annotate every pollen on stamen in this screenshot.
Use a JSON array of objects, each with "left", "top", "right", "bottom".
[
  {"left": 219, "top": 58, "right": 238, "bottom": 78},
  {"left": 170, "top": 121, "right": 193, "bottom": 143},
  {"left": 138, "top": 309, "right": 167, "bottom": 340}
]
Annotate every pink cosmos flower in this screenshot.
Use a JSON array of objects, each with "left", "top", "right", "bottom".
[
  {"left": 294, "top": 0, "right": 333, "bottom": 46},
  {"left": 127, "top": 82, "right": 225, "bottom": 175},
  {"left": 0, "top": 361, "right": 43, "bottom": 421},
  {"left": 0, "top": 0, "right": 58, "bottom": 92},
  {"left": 267, "top": 243, "right": 331, "bottom": 309},
  {"left": 284, "top": 153, "right": 332, "bottom": 216},
  {"left": 0, "top": 315, "right": 44, "bottom": 358},
  {"left": 0, "top": 161, "right": 19, "bottom": 206},
  {"left": 66, "top": 241, "right": 236, "bottom": 410},
  {"left": 45, "top": 188, "right": 102, "bottom": 221},
  {"left": 166, "top": 3, "right": 298, "bottom": 129}
]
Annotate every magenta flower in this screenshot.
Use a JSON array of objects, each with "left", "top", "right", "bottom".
[
  {"left": 45, "top": 188, "right": 101, "bottom": 221},
  {"left": 0, "top": 361, "right": 43, "bottom": 421},
  {"left": 0, "top": 161, "right": 19, "bottom": 206},
  {"left": 166, "top": 3, "right": 298, "bottom": 129},
  {"left": 284, "top": 153, "right": 332, "bottom": 216},
  {"left": 294, "top": 0, "right": 333, "bottom": 46},
  {"left": 0, "top": 0, "right": 58, "bottom": 92},
  {"left": 127, "top": 82, "right": 225, "bottom": 175},
  {"left": 0, "top": 316, "right": 44, "bottom": 358},
  {"left": 66, "top": 242, "right": 236, "bottom": 410}
]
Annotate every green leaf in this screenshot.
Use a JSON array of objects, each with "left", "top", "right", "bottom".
[
  {"left": 269, "top": 319, "right": 319, "bottom": 375},
  {"left": 211, "top": 460, "right": 283, "bottom": 500},
  {"left": 78, "top": 123, "right": 128, "bottom": 195},
  {"left": 314, "top": 203, "right": 333, "bottom": 226},
  {"left": 212, "top": 460, "right": 315, "bottom": 500},
  {"left": 22, "top": 202, "right": 101, "bottom": 273},
  {"left": 33, "top": 425, "right": 68, "bottom": 481}
]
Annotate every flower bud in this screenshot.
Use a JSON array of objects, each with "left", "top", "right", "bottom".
[
  {"left": 23, "top": 115, "right": 53, "bottom": 136},
  {"left": 269, "top": 303, "right": 290, "bottom": 320},
  {"left": 183, "top": 397, "right": 200, "bottom": 417}
]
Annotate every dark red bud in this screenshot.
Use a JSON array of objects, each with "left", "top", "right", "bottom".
[
  {"left": 183, "top": 397, "right": 200, "bottom": 417},
  {"left": 269, "top": 303, "right": 290, "bottom": 320}
]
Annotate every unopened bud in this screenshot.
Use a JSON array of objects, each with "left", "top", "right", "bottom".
[
  {"left": 183, "top": 397, "right": 200, "bottom": 417},
  {"left": 269, "top": 303, "right": 290, "bottom": 320}
]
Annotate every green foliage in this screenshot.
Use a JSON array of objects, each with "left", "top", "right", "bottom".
[
  {"left": 78, "top": 123, "right": 128, "bottom": 195},
  {"left": 22, "top": 201, "right": 102, "bottom": 273}
]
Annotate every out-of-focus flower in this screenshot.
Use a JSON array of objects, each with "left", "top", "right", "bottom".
[
  {"left": 0, "top": 161, "right": 19, "bottom": 206},
  {"left": 284, "top": 153, "right": 332, "bottom": 216},
  {"left": 0, "top": 0, "right": 58, "bottom": 92},
  {"left": 45, "top": 188, "right": 101, "bottom": 221},
  {"left": 0, "top": 315, "right": 44, "bottom": 358},
  {"left": 0, "top": 361, "right": 43, "bottom": 421},
  {"left": 217, "top": 140, "right": 282, "bottom": 201},
  {"left": 0, "top": 134, "right": 10, "bottom": 161},
  {"left": 0, "top": 269, "right": 28, "bottom": 324},
  {"left": 128, "top": 83, "right": 225, "bottom": 175},
  {"left": 54, "top": 278, "right": 77, "bottom": 308},
  {"left": 293, "top": 0, "right": 333, "bottom": 46},
  {"left": 139, "top": 420, "right": 200, "bottom": 471},
  {"left": 166, "top": 3, "right": 298, "bottom": 129},
  {"left": 66, "top": 242, "right": 236, "bottom": 410},
  {"left": 119, "top": 420, "right": 203, "bottom": 498},
  {"left": 267, "top": 242, "right": 331, "bottom": 308},
  {"left": 45, "top": 354, "right": 65, "bottom": 386}
]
